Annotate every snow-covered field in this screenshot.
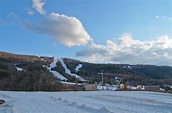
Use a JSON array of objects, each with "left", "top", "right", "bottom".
[{"left": 0, "top": 91, "right": 171, "bottom": 113}]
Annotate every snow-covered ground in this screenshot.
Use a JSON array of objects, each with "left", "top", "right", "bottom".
[{"left": 0, "top": 91, "right": 171, "bottom": 113}]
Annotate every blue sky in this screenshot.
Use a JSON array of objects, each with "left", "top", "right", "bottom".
[{"left": 0, "top": 0, "right": 172, "bottom": 66}]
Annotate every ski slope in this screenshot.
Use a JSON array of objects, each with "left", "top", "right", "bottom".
[
  {"left": 51, "top": 71, "right": 67, "bottom": 81},
  {"left": 48, "top": 58, "right": 85, "bottom": 81},
  {"left": 0, "top": 91, "right": 171, "bottom": 113},
  {"left": 59, "top": 58, "right": 86, "bottom": 81},
  {"left": 75, "top": 64, "right": 82, "bottom": 72},
  {"left": 48, "top": 58, "right": 67, "bottom": 81}
]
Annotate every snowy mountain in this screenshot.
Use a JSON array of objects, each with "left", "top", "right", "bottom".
[
  {"left": 0, "top": 52, "right": 84, "bottom": 91},
  {"left": 0, "top": 51, "right": 172, "bottom": 91}
]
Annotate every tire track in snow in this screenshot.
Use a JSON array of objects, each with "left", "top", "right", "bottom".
[
  {"left": 84, "top": 94, "right": 172, "bottom": 113},
  {"left": 0, "top": 107, "right": 15, "bottom": 113},
  {"left": 49, "top": 96, "right": 114, "bottom": 113}
]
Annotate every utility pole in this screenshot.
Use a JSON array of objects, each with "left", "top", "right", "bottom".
[
  {"left": 101, "top": 70, "right": 103, "bottom": 85},
  {"left": 98, "top": 70, "right": 104, "bottom": 86}
]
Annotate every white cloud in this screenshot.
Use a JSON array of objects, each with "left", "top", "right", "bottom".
[
  {"left": 32, "top": 0, "right": 45, "bottom": 15},
  {"left": 76, "top": 33, "right": 172, "bottom": 66},
  {"left": 27, "top": 9, "right": 34, "bottom": 15},
  {"left": 155, "top": 15, "right": 159, "bottom": 18},
  {"left": 155, "top": 15, "right": 172, "bottom": 22},
  {"left": 22, "top": 13, "right": 91, "bottom": 47}
]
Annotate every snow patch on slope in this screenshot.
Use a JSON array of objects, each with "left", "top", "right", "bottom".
[
  {"left": 75, "top": 64, "right": 82, "bottom": 72},
  {"left": 15, "top": 64, "right": 24, "bottom": 71},
  {"left": 60, "top": 81, "right": 81, "bottom": 85},
  {"left": 123, "top": 65, "right": 132, "bottom": 69},
  {"left": 16, "top": 67, "right": 24, "bottom": 71}
]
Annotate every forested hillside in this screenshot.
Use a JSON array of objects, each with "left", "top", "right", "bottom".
[
  {"left": 0, "top": 52, "right": 83, "bottom": 91},
  {"left": 0, "top": 52, "right": 172, "bottom": 91},
  {"left": 63, "top": 58, "right": 172, "bottom": 86}
]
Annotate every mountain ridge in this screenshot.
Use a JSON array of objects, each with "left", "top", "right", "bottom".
[{"left": 0, "top": 51, "right": 172, "bottom": 91}]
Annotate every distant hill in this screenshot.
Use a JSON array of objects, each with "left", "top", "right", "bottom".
[
  {"left": 62, "top": 58, "right": 172, "bottom": 86},
  {"left": 0, "top": 52, "right": 83, "bottom": 91},
  {"left": 0, "top": 51, "right": 172, "bottom": 91}
]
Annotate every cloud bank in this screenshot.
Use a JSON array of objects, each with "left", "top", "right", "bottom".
[
  {"left": 76, "top": 33, "right": 172, "bottom": 66},
  {"left": 22, "top": 13, "right": 91, "bottom": 47},
  {"left": 32, "top": 0, "right": 45, "bottom": 15}
]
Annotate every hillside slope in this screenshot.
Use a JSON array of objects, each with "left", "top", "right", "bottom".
[
  {"left": 0, "top": 52, "right": 83, "bottom": 91},
  {"left": 0, "top": 51, "right": 172, "bottom": 91},
  {"left": 63, "top": 58, "right": 172, "bottom": 85}
]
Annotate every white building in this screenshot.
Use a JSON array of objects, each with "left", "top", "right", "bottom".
[
  {"left": 127, "top": 85, "right": 145, "bottom": 90},
  {"left": 97, "top": 85, "right": 118, "bottom": 91}
]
